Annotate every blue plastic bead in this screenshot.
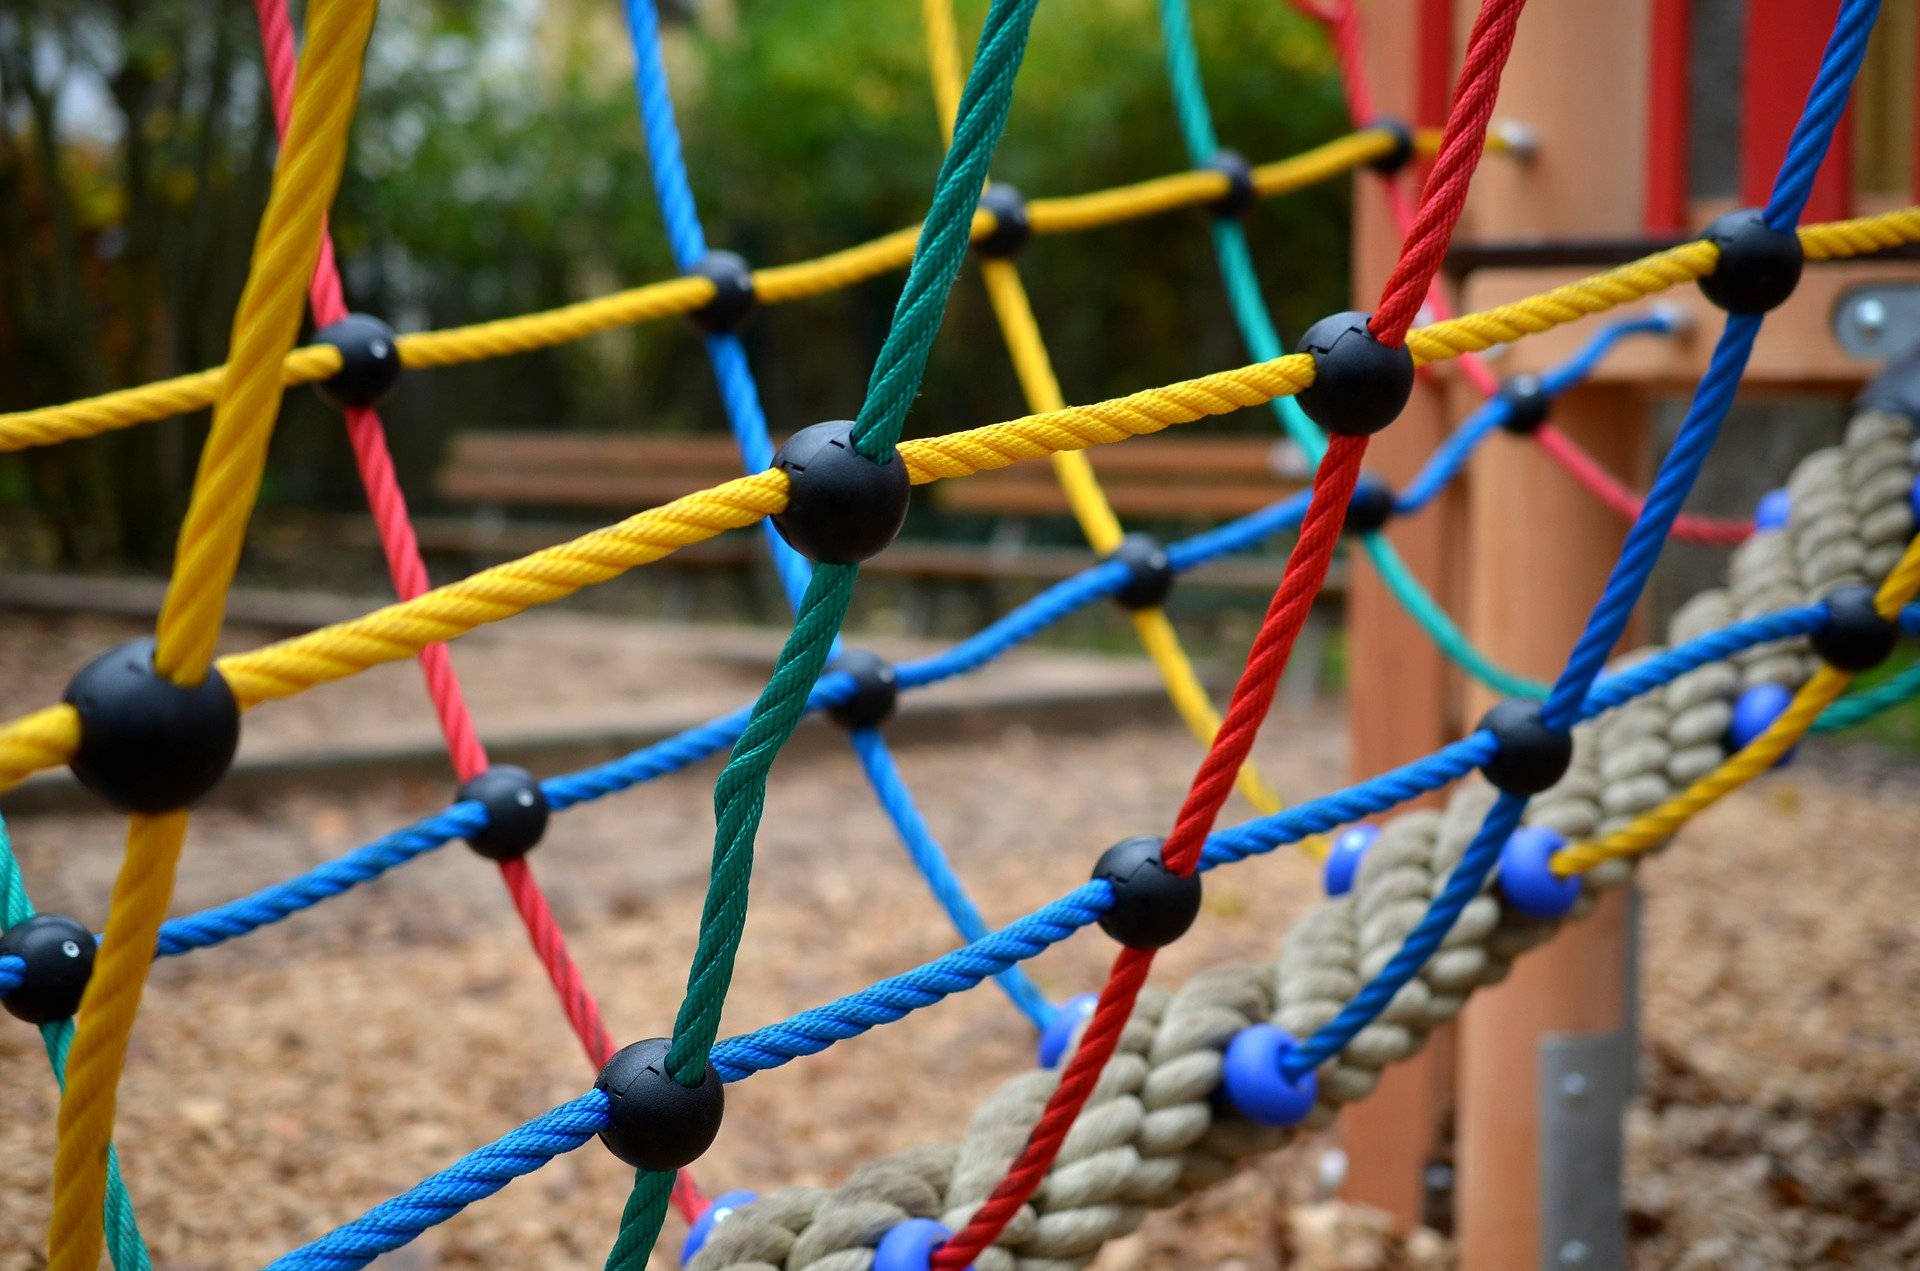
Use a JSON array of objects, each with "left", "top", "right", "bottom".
[
  {"left": 1728, "top": 683, "right": 1798, "bottom": 767},
  {"left": 1497, "top": 826, "right": 1582, "bottom": 919},
  {"left": 875, "top": 1217, "right": 968, "bottom": 1271},
  {"left": 1323, "top": 825, "right": 1378, "bottom": 897},
  {"left": 1220, "top": 1024, "right": 1319, "bottom": 1126},
  {"left": 1037, "top": 993, "right": 1098, "bottom": 1069},
  {"left": 681, "top": 1190, "right": 758, "bottom": 1264},
  {"left": 1754, "top": 487, "right": 1791, "bottom": 532},
  {"left": 1908, "top": 473, "right": 1920, "bottom": 531}
]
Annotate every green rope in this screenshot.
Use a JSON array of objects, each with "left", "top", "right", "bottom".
[
  {"left": 849, "top": 0, "right": 1039, "bottom": 460},
  {"left": 605, "top": 0, "right": 1041, "bottom": 1263},
  {"left": 0, "top": 816, "right": 151, "bottom": 1271},
  {"left": 1158, "top": 0, "right": 1552, "bottom": 700},
  {"left": 1810, "top": 655, "right": 1920, "bottom": 732}
]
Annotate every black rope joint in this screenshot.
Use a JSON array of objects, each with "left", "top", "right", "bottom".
[
  {"left": 1108, "top": 533, "right": 1176, "bottom": 610},
  {"left": 595, "top": 1037, "right": 725, "bottom": 1171},
  {"left": 1476, "top": 699, "right": 1573, "bottom": 796},
  {"left": 1294, "top": 310, "right": 1416, "bottom": 437},
  {"left": 771, "top": 420, "right": 912, "bottom": 564},
  {"left": 1092, "top": 835, "right": 1201, "bottom": 949},
  {"left": 687, "top": 250, "right": 757, "bottom": 334},
  {"left": 1366, "top": 118, "right": 1417, "bottom": 175},
  {"left": 1810, "top": 584, "right": 1900, "bottom": 672},
  {"left": 1698, "top": 208, "right": 1803, "bottom": 315},
  {"left": 1205, "top": 149, "right": 1258, "bottom": 219},
  {"left": 825, "top": 650, "right": 899, "bottom": 730},
  {"left": 1498, "top": 374, "right": 1552, "bottom": 435},
  {"left": 456, "top": 764, "right": 550, "bottom": 861},
  {"left": 0, "top": 915, "right": 94, "bottom": 1025},
  {"left": 313, "top": 314, "right": 403, "bottom": 410},
  {"left": 63, "top": 637, "right": 240, "bottom": 814},
  {"left": 974, "top": 184, "right": 1031, "bottom": 258},
  {"left": 1342, "top": 474, "right": 1397, "bottom": 535}
]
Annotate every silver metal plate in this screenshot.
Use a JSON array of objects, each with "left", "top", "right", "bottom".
[
  {"left": 1538, "top": 890, "right": 1641, "bottom": 1270},
  {"left": 1833, "top": 285, "right": 1920, "bottom": 363}
]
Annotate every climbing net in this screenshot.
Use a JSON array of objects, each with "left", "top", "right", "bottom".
[{"left": 2, "top": 0, "right": 1918, "bottom": 1266}]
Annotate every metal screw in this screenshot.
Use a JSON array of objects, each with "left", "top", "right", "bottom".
[
  {"left": 1853, "top": 296, "right": 1889, "bottom": 341},
  {"left": 1558, "top": 1238, "right": 1593, "bottom": 1266},
  {"left": 1560, "top": 1071, "right": 1590, "bottom": 1103},
  {"left": 61, "top": 940, "right": 82, "bottom": 959}
]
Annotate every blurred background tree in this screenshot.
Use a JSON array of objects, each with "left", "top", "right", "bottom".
[{"left": 0, "top": 0, "right": 1348, "bottom": 569}]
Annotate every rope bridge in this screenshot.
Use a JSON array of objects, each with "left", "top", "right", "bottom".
[{"left": 0, "top": 0, "right": 1915, "bottom": 1267}]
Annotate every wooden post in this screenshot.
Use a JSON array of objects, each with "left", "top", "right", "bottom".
[
  {"left": 1339, "top": 0, "right": 1463, "bottom": 1228},
  {"left": 1446, "top": 0, "right": 1653, "bottom": 1262},
  {"left": 1455, "top": 386, "right": 1646, "bottom": 1267}
]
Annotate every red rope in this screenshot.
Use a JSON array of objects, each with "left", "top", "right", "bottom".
[
  {"left": 1367, "top": 0, "right": 1526, "bottom": 347},
  {"left": 933, "top": 442, "right": 1367, "bottom": 1271},
  {"left": 252, "top": 0, "right": 703, "bottom": 1222},
  {"left": 1311, "top": 0, "right": 1747, "bottom": 546},
  {"left": 933, "top": 4, "right": 1531, "bottom": 1259}
]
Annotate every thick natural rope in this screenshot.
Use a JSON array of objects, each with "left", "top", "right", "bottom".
[{"left": 691, "top": 403, "right": 1917, "bottom": 1270}]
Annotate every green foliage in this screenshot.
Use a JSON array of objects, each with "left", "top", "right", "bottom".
[{"left": 0, "top": 0, "right": 1350, "bottom": 563}]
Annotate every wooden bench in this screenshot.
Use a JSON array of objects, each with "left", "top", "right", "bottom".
[
  {"left": 935, "top": 435, "right": 1311, "bottom": 521},
  {"left": 424, "top": 431, "right": 1342, "bottom": 682}
]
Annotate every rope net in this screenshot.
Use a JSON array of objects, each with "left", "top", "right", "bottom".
[{"left": 0, "top": 0, "right": 1913, "bottom": 1267}]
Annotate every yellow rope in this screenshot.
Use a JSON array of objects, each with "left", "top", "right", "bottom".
[
  {"left": 0, "top": 127, "right": 1446, "bottom": 453},
  {"left": 924, "top": 0, "right": 1303, "bottom": 841},
  {"left": 47, "top": 2, "right": 378, "bottom": 1265},
  {"left": 1555, "top": 536, "right": 1920, "bottom": 876},
  {"left": 3, "top": 211, "right": 1919, "bottom": 795}
]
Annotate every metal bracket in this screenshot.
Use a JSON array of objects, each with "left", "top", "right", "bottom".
[
  {"left": 1833, "top": 284, "right": 1920, "bottom": 363},
  {"left": 1537, "top": 889, "right": 1642, "bottom": 1270}
]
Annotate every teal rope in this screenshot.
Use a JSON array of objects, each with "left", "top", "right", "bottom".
[
  {"left": 0, "top": 817, "right": 151, "bottom": 1271},
  {"left": 1812, "top": 657, "right": 1920, "bottom": 732},
  {"left": 605, "top": 0, "right": 1041, "bottom": 1263},
  {"left": 849, "top": 0, "right": 1038, "bottom": 460},
  {"left": 1159, "top": 0, "right": 1550, "bottom": 700}
]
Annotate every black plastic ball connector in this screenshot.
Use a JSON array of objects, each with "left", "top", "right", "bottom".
[
  {"left": 825, "top": 649, "right": 899, "bottom": 730},
  {"left": 1342, "top": 474, "right": 1397, "bottom": 535},
  {"left": 770, "top": 420, "right": 912, "bottom": 565},
  {"left": 687, "top": 250, "right": 757, "bottom": 334},
  {"left": 313, "top": 314, "right": 402, "bottom": 410},
  {"left": 1498, "top": 374, "right": 1552, "bottom": 435},
  {"left": 1810, "top": 584, "right": 1900, "bottom": 672},
  {"left": 1366, "top": 117, "right": 1417, "bottom": 175},
  {"left": 455, "top": 764, "right": 550, "bottom": 861},
  {"left": 1294, "top": 310, "right": 1416, "bottom": 437},
  {"left": 1205, "top": 149, "right": 1258, "bottom": 219},
  {"left": 0, "top": 915, "right": 95, "bottom": 1025},
  {"left": 1698, "top": 208, "right": 1804, "bottom": 315},
  {"left": 974, "top": 184, "right": 1031, "bottom": 258},
  {"left": 62, "top": 637, "right": 240, "bottom": 814},
  {"left": 1108, "top": 533, "right": 1176, "bottom": 610},
  {"left": 594, "top": 1037, "right": 725, "bottom": 1171},
  {"left": 1091, "top": 835, "right": 1202, "bottom": 950},
  {"left": 1476, "top": 698, "right": 1573, "bottom": 796}
]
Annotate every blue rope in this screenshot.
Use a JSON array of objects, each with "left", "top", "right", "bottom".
[
  {"left": 711, "top": 881, "right": 1113, "bottom": 1081},
  {"left": 276, "top": 591, "right": 1906, "bottom": 1264},
  {"left": 1280, "top": 0, "right": 1882, "bottom": 1080},
  {"left": 618, "top": 0, "right": 1051, "bottom": 1022},
  {"left": 0, "top": 953, "right": 21, "bottom": 994},
  {"left": 1395, "top": 314, "right": 1677, "bottom": 515},
  {"left": 267, "top": 1091, "right": 611, "bottom": 1271}
]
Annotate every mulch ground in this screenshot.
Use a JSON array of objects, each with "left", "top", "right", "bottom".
[{"left": 1, "top": 612, "right": 1917, "bottom": 1269}]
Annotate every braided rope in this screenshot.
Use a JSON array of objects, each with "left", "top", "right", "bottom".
[{"left": 692, "top": 401, "right": 1917, "bottom": 1271}]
